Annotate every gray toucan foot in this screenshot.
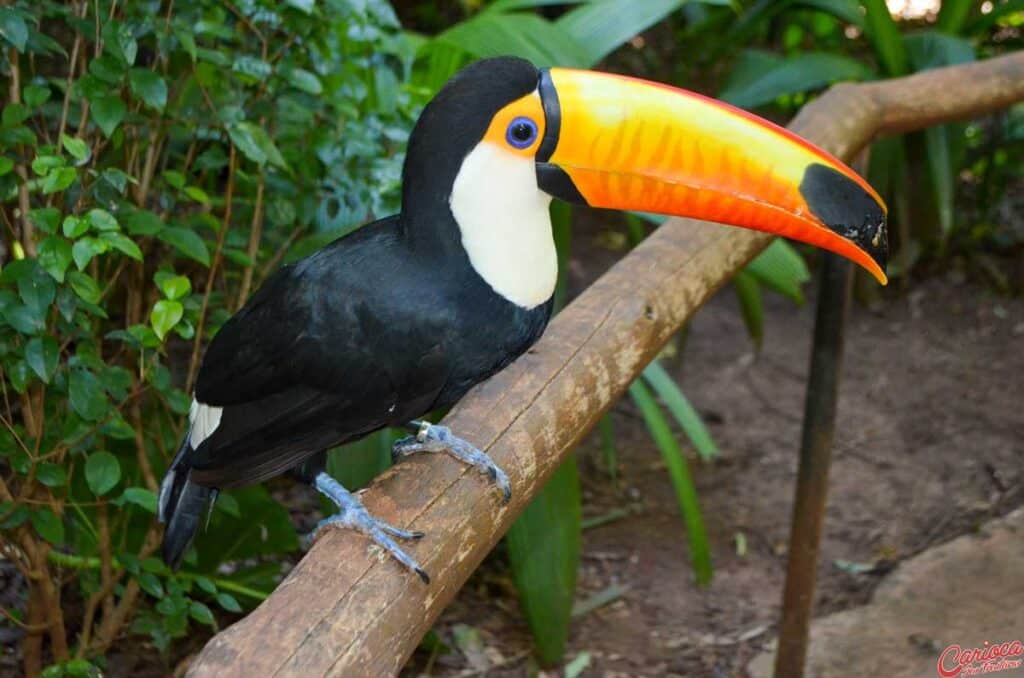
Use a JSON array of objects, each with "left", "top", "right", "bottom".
[
  {"left": 392, "top": 421, "right": 512, "bottom": 503},
  {"left": 310, "top": 471, "right": 429, "bottom": 583}
]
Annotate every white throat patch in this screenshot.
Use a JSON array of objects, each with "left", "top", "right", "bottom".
[{"left": 449, "top": 142, "right": 557, "bottom": 309}]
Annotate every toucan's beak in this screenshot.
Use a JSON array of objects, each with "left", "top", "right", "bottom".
[{"left": 535, "top": 68, "right": 888, "bottom": 284}]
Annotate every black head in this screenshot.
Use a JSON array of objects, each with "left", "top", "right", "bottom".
[{"left": 401, "top": 57, "right": 540, "bottom": 230}]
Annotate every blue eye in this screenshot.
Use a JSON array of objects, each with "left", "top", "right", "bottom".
[{"left": 506, "top": 117, "right": 538, "bottom": 149}]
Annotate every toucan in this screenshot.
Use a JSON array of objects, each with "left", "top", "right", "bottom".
[{"left": 158, "top": 57, "right": 887, "bottom": 582}]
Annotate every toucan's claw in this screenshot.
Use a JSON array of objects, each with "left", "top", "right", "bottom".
[
  {"left": 310, "top": 471, "right": 429, "bottom": 584},
  {"left": 393, "top": 423, "right": 512, "bottom": 504}
]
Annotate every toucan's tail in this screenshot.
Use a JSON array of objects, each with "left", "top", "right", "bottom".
[{"left": 158, "top": 437, "right": 215, "bottom": 570}]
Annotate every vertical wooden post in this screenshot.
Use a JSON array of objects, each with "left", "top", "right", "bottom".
[{"left": 773, "top": 253, "right": 853, "bottom": 678}]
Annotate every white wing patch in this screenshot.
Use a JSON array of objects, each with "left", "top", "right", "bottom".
[{"left": 189, "top": 398, "right": 223, "bottom": 448}]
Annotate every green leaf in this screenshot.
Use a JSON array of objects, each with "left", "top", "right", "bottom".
[
  {"left": 720, "top": 52, "right": 873, "bottom": 108},
  {"left": 60, "top": 134, "right": 91, "bottom": 164},
  {"left": 23, "top": 85, "right": 50, "bottom": 108},
  {"left": 183, "top": 186, "right": 210, "bottom": 204},
  {"left": 641, "top": 361, "right": 719, "bottom": 461},
  {"left": 629, "top": 379, "right": 711, "bottom": 585},
  {"left": 91, "top": 95, "right": 127, "bottom": 138},
  {"left": 18, "top": 266, "right": 55, "bottom": 316},
  {"left": 85, "top": 451, "right": 121, "bottom": 496},
  {"left": 215, "top": 592, "right": 242, "bottom": 613},
  {"left": 129, "top": 69, "right": 168, "bottom": 111},
  {"left": 0, "top": 156, "right": 13, "bottom": 176},
  {"left": 87, "top": 208, "right": 119, "bottom": 232},
  {"left": 3, "top": 103, "right": 31, "bottom": 127},
  {"left": 69, "top": 368, "right": 107, "bottom": 421},
  {"left": 24, "top": 336, "right": 59, "bottom": 383},
  {"left": 733, "top": 270, "right": 764, "bottom": 347},
  {"left": 37, "top": 237, "right": 73, "bottom": 282},
  {"left": 72, "top": 237, "right": 108, "bottom": 270},
  {"left": 864, "top": 0, "right": 909, "bottom": 76},
  {"left": 0, "top": 8, "right": 27, "bottom": 52},
  {"left": 0, "top": 503, "right": 28, "bottom": 528},
  {"left": 41, "top": 167, "right": 77, "bottom": 195},
  {"left": 99, "top": 232, "right": 143, "bottom": 260},
  {"left": 104, "top": 21, "right": 137, "bottom": 65},
  {"left": 556, "top": 0, "right": 686, "bottom": 66},
  {"left": 283, "top": 67, "right": 323, "bottom": 95},
  {"left": 434, "top": 12, "right": 590, "bottom": 68},
  {"left": 36, "top": 463, "right": 67, "bottom": 488},
  {"left": 155, "top": 273, "right": 191, "bottom": 300},
  {"left": 31, "top": 154, "right": 66, "bottom": 176},
  {"left": 506, "top": 455, "right": 581, "bottom": 664},
  {"left": 150, "top": 299, "right": 183, "bottom": 340},
  {"left": 194, "top": 576, "right": 217, "bottom": 594},
  {"left": 189, "top": 600, "right": 215, "bottom": 626},
  {"left": 158, "top": 227, "right": 210, "bottom": 265},
  {"left": 122, "top": 209, "right": 164, "bottom": 236},
  {"left": 30, "top": 507, "right": 64, "bottom": 546},
  {"left": 27, "top": 208, "right": 60, "bottom": 235},
  {"left": 62, "top": 215, "right": 89, "bottom": 238},
  {"left": 120, "top": 487, "right": 158, "bottom": 514},
  {"left": 936, "top": 0, "right": 973, "bottom": 34},
  {"left": 228, "top": 122, "right": 288, "bottom": 169},
  {"left": 138, "top": 572, "right": 164, "bottom": 598},
  {"left": 744, "top": 239, "right": 810, "bottom": 303},
  {"left": 2, "top": 304, "right": 44, "bottom": 334}
]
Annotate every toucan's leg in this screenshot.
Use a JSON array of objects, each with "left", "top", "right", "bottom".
[
  {"left": 310, "top": 471, "right": 429, "bottom": 583},
  {"left": 392, "top": 421, "right": 512, "bottom": 503}
]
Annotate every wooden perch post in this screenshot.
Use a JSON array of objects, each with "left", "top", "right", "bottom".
[{"left": 190, "top": 53, "right": 1024, "bottom": 677}]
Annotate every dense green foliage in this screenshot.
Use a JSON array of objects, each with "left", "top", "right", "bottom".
[{"left": 1, "top": 0, "right": 1021, "bottom": 674}]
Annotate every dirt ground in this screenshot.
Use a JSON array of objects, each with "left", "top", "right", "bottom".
[{"left": 403, "top": 242, "right": 1024, "bottom": 676}]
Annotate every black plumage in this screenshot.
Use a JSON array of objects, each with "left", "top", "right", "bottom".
[{"left": 159, "top": 57, "right": 551, "bottom": 568}]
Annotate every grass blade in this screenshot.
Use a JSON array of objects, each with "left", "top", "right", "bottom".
[
  {"left": 936, "top": 0, "right": 974, "bottom": 34},
  {"left": 628, "top": 379, "right": 712, "bottom": 585},
  {"left": 551, "top": 201, "right": 572, "bottom": 312},
  {"left": 506, "top": 455, "right": 582, "bottom": 665},
  {"left": 641, "top": 361, "right": 719, "bottom": 461},
  {"left": 732, "top": 270, "right": 764, "bottom": 348},
  {"left": 743, "top": 239, "right": 810, "bottom": 304},
  {"left": 863, "top": 0, "right": 909, "bottom": 76}
]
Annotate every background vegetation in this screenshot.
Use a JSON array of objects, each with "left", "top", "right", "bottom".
[{"left": 0, "top": 0, "right": 1020, "bottom": 675}]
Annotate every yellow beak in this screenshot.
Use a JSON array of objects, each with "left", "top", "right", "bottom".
[{"left": 536, "top": 68, "right": 888, "bottom": 284}]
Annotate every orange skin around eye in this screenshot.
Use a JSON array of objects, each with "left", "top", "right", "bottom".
[{"left": 481, "top": 91, "right": 546, "bottom": 156}]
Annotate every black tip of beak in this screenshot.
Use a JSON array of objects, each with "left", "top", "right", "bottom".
[{"left": 800, "top": 163, "right": 888, "bottom": 272}]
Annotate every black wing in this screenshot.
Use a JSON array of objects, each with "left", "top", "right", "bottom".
[{"left": 188, "top": 219, "right": 453, "bottom": 488}]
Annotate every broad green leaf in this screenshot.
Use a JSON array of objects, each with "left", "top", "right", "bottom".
[
  {"left": 720, "top": 52, "right": 872, "bottom": 108},
  {"left": 18, "top": 267, "right": 55, "bottom": 315},
  {"left": 158, "top": 227, "right": 210, "bottom": 265},
  {"left": 629, "top": 379, "right": 711, "bottom": 585},
  {"left": 30, "top": 507, "right": 64, "bottom": 546},
  {"left": 129, "top": 69, "right": 168, "bottom": 111},
  {"left": 122, "top": 209, "right": 164, "bottom": 236},
  {"left": 99, "top": 232, "right": 143, "bottom": 260},
  {"left": 120, "top": 487, "right": 158, "bottom": 514},
  {"left": 641, "top": 361, "right": 719, "bottom": 461},
  {"left": 37, "top": 237, "right": 73, "bottom": 282},
  {"left": 557, "top": 0, "right": 686, "bottom": 65},
  {"left": 434, "top": 12, "right": 590, "bottom": 68},
  {"left": 227, "top": 122, "right": 288, "bottom": 169},
  {"left": 69, "top": 368, "right": 106, "bottom": 421},
  {"left": 103, "top": 21, "right": 137, "bottom": 65},
  {"left": 284, "top": 67, "right": 323, "bottom": 95},
  {"left": 28, "top": 208, "right": 61, "bottom": 234},
  {"left": 0, "top": 156, "right": 13, "bottom": 176},
  {"left": 189, "top": 600, "right": 215, "bottom": 626},
  {"left": 62, "top": 215, "right": 89, "bottom": 238},
  {"left": 0, "top": 8, "right": 28, "bottom": 52},
  {"left": 67, "top": 271, "right": 103, "bottom": 304},
  {"left": 150, "top": 299, "right": 183, "bottom": 340},
  {"left": 155, "top": 273, "right": 191, "bottom": 300},
  {"left": 91, "top": 95, "right": 127, "bottom": 138},
  {"left": 2, "top": 304, "right": 44, "bottom": 334},
  {"left": 23, "top": 85, "right": 49, "bottom": 108},
  {"left": 31, "top": 154, "right": 66, "bottom": 176},
  {"left": 743, "top": 239, "right": 810, "bottom": 303},
  {"left": 85, "top": 451, "right": 121, "bottom": 496},
  {"left": 506, "top": 455, "right": 581, "bottom": 664},
  {"left": 41, "top": 167, "right": 77, "bottom": 194},
  {"left": 87, "top": 208, "right": 119, "bottom": 232},
  {"left": 216, "top": 592, "right": 242, "bottom": 613},
  {"left": 184, "top": 186, "right": 210, "bottom": 204},
  {"left": 24, "top": 336, "right": 59, "bottom": 383},
  {"left": 60, "top": 134, "right": 91, "bottom": 164},
  {"left": 36, "top": 463, "right": 67, "bottom": 488},
  {"left": 733, "top": 270, "right": 764, "bottom": 347},
  {"left": 137, "top": 572, "right": 164, "bottom": 598},
  {"left": 72, "top": 237, "right": 108, "bottom": 270},
  {"left": 3, "top": 103, "right": 31, "bottom": 127}
]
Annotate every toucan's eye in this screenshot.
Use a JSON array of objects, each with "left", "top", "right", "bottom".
[{"left": 506, "top": 117, "right": 538, "bottom": 149}]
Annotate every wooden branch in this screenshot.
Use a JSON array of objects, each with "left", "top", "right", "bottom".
[{"left": 190, "top": 52, "right": 1024, "bottom": 677}]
